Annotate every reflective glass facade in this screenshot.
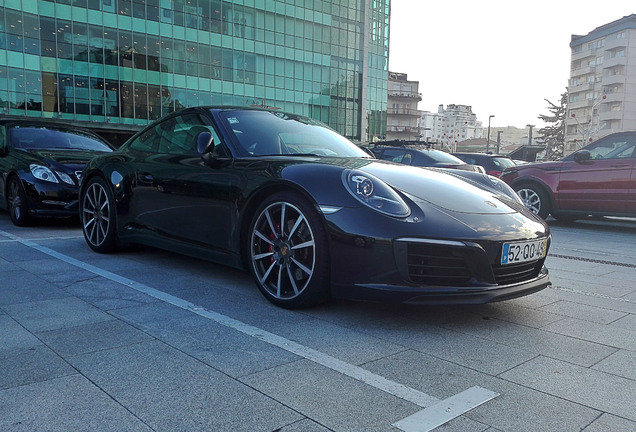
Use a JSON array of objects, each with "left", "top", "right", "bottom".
[{"left": 0, "top": 0, "right": 389, "bottom": 141}]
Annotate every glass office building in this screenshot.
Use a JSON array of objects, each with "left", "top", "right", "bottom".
[{"left": 0, "top": 0, "right": 389, "bottom": 142}]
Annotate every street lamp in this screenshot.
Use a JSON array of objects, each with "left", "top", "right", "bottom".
[
  {"left": 486, "top": 115, "right": 495, "bottom": 153},
  {"left": 526, "top": 124, "right": 535, "bottom": 146},
  {"left": 496, "top": 130, "right": 503, "bottom": 154}
]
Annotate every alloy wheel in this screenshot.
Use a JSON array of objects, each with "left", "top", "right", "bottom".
[
  {"left": 250, "top": 201, "right": 316, "bottom": 300},
  {"left": 82, "top": 181, "right": 111, "bottom": 247},
  {"left": 517, "top": 188, "right": 542, "bottom": 215}
]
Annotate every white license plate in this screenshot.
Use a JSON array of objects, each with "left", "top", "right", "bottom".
[{"left": 501, "top": 238, "right": 547, "bottom": 265}]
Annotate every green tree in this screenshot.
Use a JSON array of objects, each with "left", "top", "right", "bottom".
[{"left": 538, "top": 92, "right": 567, "bottom": 160}]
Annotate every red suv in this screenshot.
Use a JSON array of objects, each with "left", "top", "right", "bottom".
[{"left": 500, "top": 132, "right": 636, "bottom": 220}]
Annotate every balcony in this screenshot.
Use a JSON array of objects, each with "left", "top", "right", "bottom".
[
  {"left": 387, "top": 108, "right": 420, "bottom": 116},
  {"left": 604, "top": 38, "right": 628, "bottom": 50},
  {"left": 387, "top": 125, "right": 419, "bottom": 133},
  {"left": 388, "top": 91, "right": 423, "bottom": 101},
  {"left": 602, "top": 74, "right": 626, "bottom": 86},
  {"left": 602, "top": 57, "right": 626, "bottom": 69}
]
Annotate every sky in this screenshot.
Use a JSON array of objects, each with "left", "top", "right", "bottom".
[{"left": 388, "top": 0, "right": 633, "bottom": 129}]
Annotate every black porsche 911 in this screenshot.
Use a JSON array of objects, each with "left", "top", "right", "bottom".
[
  {"left": 79, "top": 106, "right": 551, "bottom": 308},
  {"left": 0, "top": 119, "right": 114, "bottom": 226}
]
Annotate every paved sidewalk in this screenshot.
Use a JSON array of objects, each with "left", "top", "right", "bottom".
[{"left": 1, "top": 217, "right": 636, "bottom": 432}]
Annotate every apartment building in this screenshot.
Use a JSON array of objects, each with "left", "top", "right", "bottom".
[
  {"left": 567, "top": 14, "right": 636, "bottom": 151},
  {"left": 385, "top": 71, "right": 421, "bottom": 141},
  {"left": 419, "top": 104, "right": 482, "bottom": 151},
  {"left": 0, "top": 0, "right": 390, "bottom": 143}
]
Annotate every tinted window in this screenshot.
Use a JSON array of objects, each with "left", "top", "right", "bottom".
[
  {"left": 219, "top": 110, "right": 369, "bottom": 158},
  {"left": 491, "top": 157, "right": 516, "bottom": 169},
  {"left": 378, "top": 148, "right": 406, "bottom": 163},
  {"left": 9, "top": 126, "right": 112, "bottom": 151},
  {"left": 422, "top": 150, "right": 464, "bottom": 164}
]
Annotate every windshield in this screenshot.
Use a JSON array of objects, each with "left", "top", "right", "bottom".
[
  {"left": 218, "top": 110, "right": 370, "bottom": 158},
  {"left": 425, "top": 150, "right": 464, "bottom": 164},
  {"left": 491, "top": 157, "right": 516, "bottom": 169},
  {"left": 10, "top": 126, "right": 113, "bottom": 152}
]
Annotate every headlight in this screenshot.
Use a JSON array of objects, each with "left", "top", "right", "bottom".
[
  {"left": 30, "top": 164, "right": 58, "bottom": 183},
  {"left": 486, "top": 174, "right": 523, "bottom": 204},
  {"left": 343, "top": 170, "right": 410, "bottom": 217},
  {"left": 55, "top": 171, "right": 74, "bottom": 185}
]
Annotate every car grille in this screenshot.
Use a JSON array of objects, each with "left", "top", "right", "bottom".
[
  {"left": 406, "top": 243, "right": 472, "bottom": 285},
  {"left": 493, "top": 260, "right": 543, "bottom": 285},
  {"left": 401, "top": 239, "right": 544, "bottom": 287}
]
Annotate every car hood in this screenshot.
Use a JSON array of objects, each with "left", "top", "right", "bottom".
[
  {"left": 19, "top": 148, "right": 109, "bottom": 167},
  {"left": 359, "top": 161, "right": 518, "bottom": 214}
]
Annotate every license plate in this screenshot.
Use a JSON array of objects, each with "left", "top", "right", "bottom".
[{"left": 501, "top": 238, "right": 547, "bottom": 265}]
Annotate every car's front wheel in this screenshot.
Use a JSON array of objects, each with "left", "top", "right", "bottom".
[
  {"left": 81, "top": 177, "right": 118, "bottom": 253},
  {"left": 7, "top": 176, "right": 31, "bottom": 226},
  {"left": 514, "top": 183, "right": 551, "bottom": 219},
  {"left": 248, "top": 191, "right": 330, "bottom": 308}
]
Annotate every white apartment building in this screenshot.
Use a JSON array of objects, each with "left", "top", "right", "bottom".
[
  {"left": 567, "top": 14, "right": 636, "bottom": 152},
  {"left": 386, "top": 72, "right": 422, "bottom": 141},
  {"left": 419, "top": 104, "right": 483, "bottom": 151}
]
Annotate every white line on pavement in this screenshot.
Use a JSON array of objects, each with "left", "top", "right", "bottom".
[{"left": 1, "top": 229, "right": 499, "bottom": 430}]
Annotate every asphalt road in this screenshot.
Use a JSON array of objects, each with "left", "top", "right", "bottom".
[{"left": 1, "top": 213, "right": 635, "bottom": 432}]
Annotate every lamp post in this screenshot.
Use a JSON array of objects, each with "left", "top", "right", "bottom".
[
  {"left": 486, "top": 115, "right": 495, "bottom": 153},
  {"left": 526, "top": 124, "right": 535, "bottom": 146},
  {"left": 496, "top": 130, "right": 503, "bottom": 154}
]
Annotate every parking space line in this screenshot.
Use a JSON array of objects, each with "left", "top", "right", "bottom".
[
  {"left": 1, "top": 229, "right": 499, "bottom": 428},
  {"left": 393, "top": 386, "right": 498, "bottom": 432},
  {"left": 0, "top": 235, "right": 84, "bottom": 243}
]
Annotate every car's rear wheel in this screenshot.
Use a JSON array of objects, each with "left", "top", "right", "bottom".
[
  {"left": 514, "top": 183, "right": 551, "bottom": 219},
  {"left": 248, "top": 191, "right": 330, "bottom": 308},
  {"left": 7, "top": 176, "right": 31, "bottom": 226},
  {"left": 81, "top": 177, "right": 118, "bottom": 253}
]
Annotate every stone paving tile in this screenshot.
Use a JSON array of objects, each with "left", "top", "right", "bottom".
[
  {"left": 68, "top": 340, "right": 303, "bottom": 432},
  {"left": 538, "top": 300, "right": 628, "bottom": 324},
  {"left": 346, "top": 318, "right": 538, "bottom": 376},
  {"left": 0, "top": 241, "right": 51, "bottom": 262},
  {"left": 3, "top": 297, "right": 114, "bottom": 333},
  {"left": 582, "top": 413, "right": 636, "bottom": 432},
  {"left": 609, "top": 312, "right": 636, "bottom": 331},
  {"left": 266, "top": 317, "right": 407, "bottom": 366},
  {"left": 240, "top": 358, "right": 417, "bottom": 432},
  {"left": 278, "top": 419, "right": 333, "bottom": 432},
  {"left": 111, "top": 302, "right": 301, "bottom": 378},
  {"left": 62, "top": 277, "right": 161, "bottom": 311},
  {"left": 541, "top": 285, "right": 636, "bottom": 314},
  {"left": 541, "top": 317, "right": 636, "bottom": 351},
  {"left": 0, "top": 375, "right": 153, "bottom": 432},
  {"left": 0, "top": 314, "right": 42, "bottom": 352},
  {"left": 364, "top": 349, "right": 600, "bottom": 432},
  {"left": 0, "top": 271, "right": 70, "bottom": 306},
  {"left": 0, "top": 345, "right": 76, "bottom": 390},
  {"left": 12, "top": 258, "right": 98, "bottom": 287},
  {"left": 36, "top": 319, "right": 155, "bottom": 357},
  {"left": 592, "top": 349, "right": 636, "bottom": 380},
  {"left": 499, "top": 356, "right": 636, "bottom": 422}
]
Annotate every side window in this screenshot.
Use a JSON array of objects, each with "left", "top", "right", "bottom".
[
  {"left": 380, "top": 149, "right": 405, "bottom": 163},
  {"left": 588, "top": 137, "right": 634, "bottom": 160},
  {"left": 157, "top": 114, "right": 221, "bottom": 156},
  {"left": 129, "top": 125, "right": 161, "bottom": 152},
  {"left": 402, "top": 151, "right": 413, "bottom": 165}
]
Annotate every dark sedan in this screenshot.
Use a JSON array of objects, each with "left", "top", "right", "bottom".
[
  {"left": 79, "top": 107, "right": 551, "bottom": 308},
  {"left": 501, "top": 132, "right": 636, "bottom": 220},
  {"left": 0, "top": 119, "right": 114, "bottom": 226},
  {"left": 453, "top": 152, "right": 516, "bottom": 177},
  {"left": 372, "top": 146, "right": 484, "bottom": 172}
]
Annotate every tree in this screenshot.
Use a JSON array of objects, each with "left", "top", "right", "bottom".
[{"left": 538, "top": 92, "right": 567, "bottom": 160}]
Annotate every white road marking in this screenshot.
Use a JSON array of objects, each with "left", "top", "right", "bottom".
[
  {"left": 1, "top": 229, "right": 499, "bottom": 428},
  {"left": 393, "top": 386, "right": 499, "bottom": 432}
]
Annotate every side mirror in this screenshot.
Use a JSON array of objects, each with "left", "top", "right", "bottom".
[
  {"left": 196, "top": 132, "right": 214, "bottom": 163},
  {"left": 573, "top": 149, "right": 591, "bottom": 163}
]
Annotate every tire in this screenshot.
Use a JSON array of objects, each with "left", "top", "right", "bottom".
[
  {"left": 80, "top": 176, "right": 118, "bottom": 253},
  {"left": 247, "top": 191, "right": 330, "bottom": 309},
  {"left": 7, "top": 176, "right": 31, "bottom": 226},
  {"left": 514, "top": 183, "right": 551, "bottom": 220}
]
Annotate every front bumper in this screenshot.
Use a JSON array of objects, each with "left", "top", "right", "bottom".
[
  {"left": 324, "top": 206, "right": 551, "bottom": 305},
  {"left": 22, "top": 177, "right": 80, "bottom": 218}
]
